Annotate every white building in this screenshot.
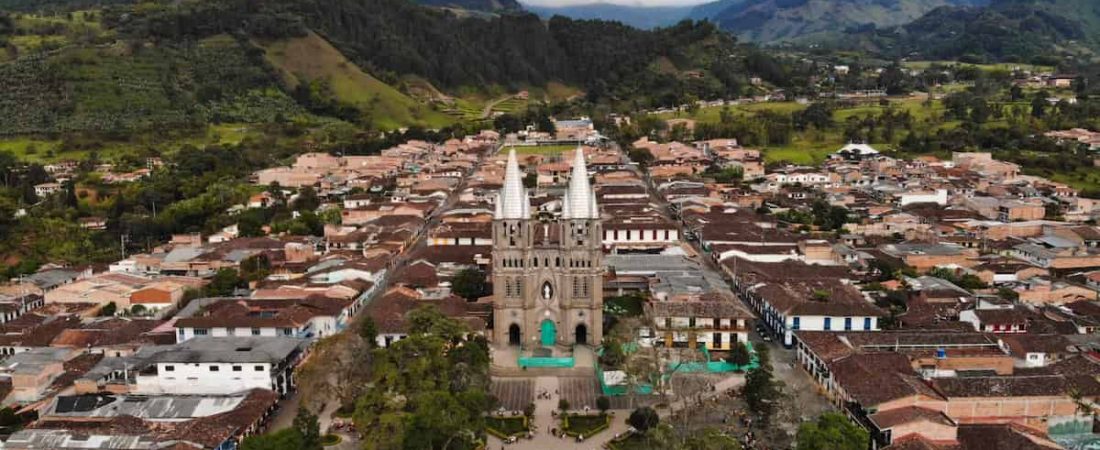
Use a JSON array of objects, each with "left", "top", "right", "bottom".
[
  {"left": 899, "top": 189, "right": 949, "bottom": 206},
  {"left": 134, "top": 337, "right": 306, "bottom": 396},
  {"left": 743, "top": 281, "right": 885, "bottom": 348}
]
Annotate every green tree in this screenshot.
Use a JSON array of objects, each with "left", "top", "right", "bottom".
[
  {"left": 596, "top": 396, "right": 610, "bottom": 414},
  {"left": 796, "top": 412, "right": 869, "bottom": 450},
  {"left": 727, "top": 342, "right": 752, "bottom": 368},
  {"left": 240, "top": 254, "right": 271, "bottom": 282},
  {"left": 742, "top": 366, "right": 782, "bottom": 424},
  {"left": 206, "top": 268, "right": 241, "bottom": 296},
  {"left": 451, "top": 268, "right": 488, "bottom": 301},
  {"left": 293, "top": 407, "right": 322, "bottom": 450},
  {"left": 628, "top": 406, "right": 660, "bottom": 433},
  {"left": 292, "top": 186, "right": 321, "bottom": 212},
  {"left": 98, "top": 302, "right": 117, "bottom": 317},
  {"left": 359, "top": 317, "right": 378, "bottom": 347},
  {"left": 240, "top": 428, "right": 304, "bottom": 450},
  {"left": 558, "top": 398, "right": 570, "bottom": 412}
]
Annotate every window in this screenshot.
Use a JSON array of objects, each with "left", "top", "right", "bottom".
[
  {"left": 863, "top": 318, "right": 872, "bottom": 330},
  {"left": 824, "top": 318, "right": 832, "bottom": 331},
  {"left": 164, "top": 365, "right": 175, "bottom": 372},
  {"left": 252, "top": 328, "right": 261, "bottom": 336},
  {"left": 232, "top": 365, "right": 242, "bottom": 372},
  {"left": 255, "top": 365, "right": 265, "bottom": 372},
  {"left": 792, "top": 317, "right": 800, "bottom": 330},
  {"left": 209, "top": 365, "right": 220, "bottom": 372},
  {"left": 194, "top": 328, "right": 209, "bottom": 336},
  {"left": 281, "top": 328, "right": 294, "bottom": 336},
  {"left": 844, "top": 318, "right": 852, "bottom": 331}
]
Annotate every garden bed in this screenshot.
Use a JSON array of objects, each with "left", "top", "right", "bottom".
[
  {"left": 607, "top": 433, "right": 650, "bottom": 450},
  {"left": 485, "top": 416, "right": 529, "bottom": 438},
  {"left": 561, "top": 413, "right": 610, "bottom": 437},
  {"left": 321, "top": 434, "right": 342, "bottom": 446}
]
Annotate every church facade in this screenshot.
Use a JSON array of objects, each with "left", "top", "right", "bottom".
[{"left": 491, "top": 149, "right": 604, "bottom": 348}]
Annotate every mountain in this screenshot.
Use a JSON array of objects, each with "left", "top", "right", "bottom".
[
  {"left": 838, "top": 0, "right": 1100, "bottom": 63},
  {"left": 0, "top": 0, "right": 749, "bottom": 135},
  {"left": 521, "top": 2, "right": 695, "bottom": 29},
  {"left": 415, "top": 0, "right": 521, "bottom": 11},
  {"left": 691, "top": 0, "right": 989, "bottom": 43}
]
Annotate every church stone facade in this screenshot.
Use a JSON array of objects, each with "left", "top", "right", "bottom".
[{"left": 492, "top": 149, "right": 604, "bottom": 348}]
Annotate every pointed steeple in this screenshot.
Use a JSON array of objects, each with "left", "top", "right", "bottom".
[
  {"left": 589, "top": 189, "right": 600, "bottom": 219},
  {"left": 495, "top": 148, "right": 530, "bottom": 220},
  {"left": 564, "top": 146, "right": 597, "bottom": 220}
]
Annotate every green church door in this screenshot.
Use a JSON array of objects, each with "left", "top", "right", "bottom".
[{"left": 540, "top": 320, "right": 556, "bottom": 347}]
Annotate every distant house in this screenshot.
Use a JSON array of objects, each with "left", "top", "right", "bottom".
[
  {"left": 831, "top": 143, "right": 880, "bottom": 161},
  {"left": 33, "top": 183, "right": 61, "bottom": 198}
]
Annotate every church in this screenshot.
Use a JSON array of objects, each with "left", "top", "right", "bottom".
[{"left": 491, "top": 148, "right": 604, "bottom": 348}]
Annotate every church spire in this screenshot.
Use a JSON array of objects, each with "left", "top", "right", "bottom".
[
  {"left": 564, "top": 146, "right": 598, "bottom": 220},
  {"left": 495, "top": 148, "right": 530, "bottom": 220}
]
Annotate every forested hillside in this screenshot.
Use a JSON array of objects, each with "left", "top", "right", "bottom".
[
  {"left": 689, "top": 0, "right": 988, "bottom": 43},
  {"left": 0, "top": 0, "right": 750, "bottom": 137},
  {"left": 838, "top": 0, "right": 1100, "bottom": 63},
  {"left": 415, "top": 0, "right": 521, "bottom": 11},
  {"left": 522, "top": 2, "right": 696, "bottom": 29},
  {"left": 276, "top": 0, "right": 744, "bottom": 102}
]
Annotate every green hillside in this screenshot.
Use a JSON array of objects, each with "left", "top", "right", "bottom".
[
  {"left": 693, "top": 0, "right": 987, "bottom": 43},
  {"left": 0, "top": 33, "right": 304, "bottom": 136},
  {"left": 261, "top": 31, "right": 453, "bottom": 130},
  {"left": 838, "top": 0, "right": 1100, "bottom": 63}
]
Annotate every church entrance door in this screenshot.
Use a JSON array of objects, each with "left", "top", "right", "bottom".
[
  {"left": 540, "top": 320, "right": 556, "bottom": 347},
  {"left": 575, "top": 324, "right": 587, "bottom": 345},
  {"left": 508, "top": 324, "right": 521, "bottom": 346}
]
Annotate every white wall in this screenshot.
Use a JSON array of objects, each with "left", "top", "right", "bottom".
[
  {"left": 900, "top": 189, "right": 948, "bottom": 206},
  {"left": 135, "top": 362, "right": 274, "bottom": 395},
  {"left": 782, "top": 314, "right": 879, "bottom": 346},
  {"left": 603, "top": 228, "right": 679, "bottom": 246},
  {"left": 177, "top": 327, "right": 284, "bottom": 343},
  {"left": 716, "top": 249, "right": 800, "bottom": 263}
]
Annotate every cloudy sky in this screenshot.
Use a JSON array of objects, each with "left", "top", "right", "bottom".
[{"left": 521, "top": 0, "right": 712, "bottom": 7}]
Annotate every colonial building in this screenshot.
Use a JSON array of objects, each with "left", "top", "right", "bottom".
[{"left": 492, "top": 149, "right": 604, "bottom": 347}]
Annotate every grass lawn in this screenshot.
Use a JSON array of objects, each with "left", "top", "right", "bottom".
[
  {"left": 485, "top": 416, "right": 529, "bottom": 438},
  {"left": 510, "top": 144, "right": 578, "bottom": 155},
  {"left": 901, "top": 60, "right": 1054, "bottom": 73},
  {"left": 562, "top": 414, "right": 610, "bottom": 437}
]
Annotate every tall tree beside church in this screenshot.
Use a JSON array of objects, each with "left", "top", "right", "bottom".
[{"left": 452, "top": 268, "right": 489, "bottom": 301}]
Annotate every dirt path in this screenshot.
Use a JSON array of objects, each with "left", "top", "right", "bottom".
[{"left": 481, "top": 95, "right": 516, "bottom": 119}]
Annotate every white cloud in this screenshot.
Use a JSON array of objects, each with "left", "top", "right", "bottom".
[{"left": 522, "top": 0, "right": 711, "bottom": 7}]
